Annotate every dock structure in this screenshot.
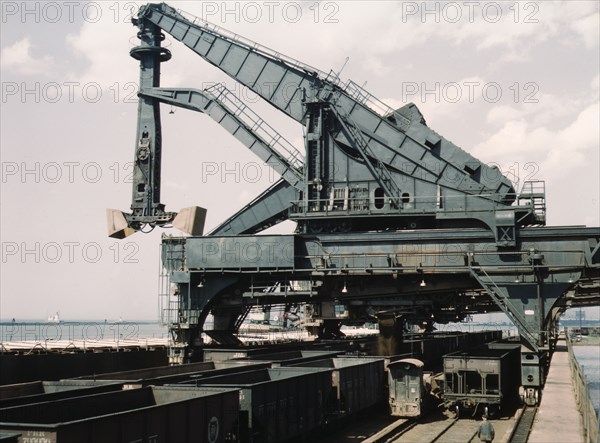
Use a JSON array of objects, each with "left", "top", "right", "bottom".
[
  {"left": 529, "top": 340, "right": 585, "bottom": 443},
  {"left": 0, "top": 327, "right": 376, "bottom": 354},
  {"left": 0, "top": 338, "right": 169, "bottom": 353}
]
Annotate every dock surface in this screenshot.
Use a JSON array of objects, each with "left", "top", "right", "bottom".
[
  {"left": 0, "top": 338, "right": 169, "bottom": 352},
  {"left": 529, "top": 342, "right": 584, "bottom": 443}
]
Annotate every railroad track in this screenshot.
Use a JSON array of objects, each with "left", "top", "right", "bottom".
[
  {"left": 429, "top": 418, "right": 459, "bottom": 442},
  {"left": 465, "top": 427, "right": 480, "bottom": 443},
  {"left": 509, "top": 406, "right": 538, "bottom": 443},
  {"left": 343, "top": 407, "right": 524, "bottom": 443},
  {"left": 362, "top": 417, "right": 417, "bottom": 443},
  {"left": 364, "top": 416, "right": 471, "bottom": 443}
]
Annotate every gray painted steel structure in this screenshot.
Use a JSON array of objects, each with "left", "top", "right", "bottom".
[{"left": 113, "top": 3, "right": 600, "bottom": 404}]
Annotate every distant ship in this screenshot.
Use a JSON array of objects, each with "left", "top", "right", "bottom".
[{"left": 47, "top": 312, "right": 60, "bottom": 323}]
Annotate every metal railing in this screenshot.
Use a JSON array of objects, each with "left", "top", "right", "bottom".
[
  {"left": 160, "top": 5, "right": 402, "bottom": 120},
  {"left": 288, "top": 188, "right": 543, "bottom": 217},
  {"left": 325, "top": 71, "right": 402, "bottom": 117},
  {"left": 519, "top": 180, "right": 546, "bottom": 222},
  {"left": 205, "top": 83, "right": 304, "bottom": 171},
  {"left": 168, "top": 6, "right": 328, "bottom": 79},
  {"left": 566, "top": 331, "right": 599, "bottom": 443}
]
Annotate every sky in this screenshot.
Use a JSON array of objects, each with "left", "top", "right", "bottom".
[{"left": 1, "top": 1, "right": 599, "bottom": 321}]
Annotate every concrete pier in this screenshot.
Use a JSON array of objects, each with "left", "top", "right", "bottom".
[{"left": 528, "top": 341, "right": 584, "bottom": 443}]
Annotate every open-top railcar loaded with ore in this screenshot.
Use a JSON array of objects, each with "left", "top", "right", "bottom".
[
  {"left": 0, "top": 386, "right": 241, "bottom": 443},
  {"left": 0, "top": 337, "right": 500, "bottom": 442},
  {"left": 103, "top": 2, "right": 600, "bottom": 409}
]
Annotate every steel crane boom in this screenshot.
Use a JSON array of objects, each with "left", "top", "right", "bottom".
[{"left": 111, "top": 2, "right": 546, "bottom": 246}]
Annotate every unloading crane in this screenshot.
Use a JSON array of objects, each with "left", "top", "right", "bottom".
[
  {"left": 109, "top": 2, "right": 544, "bottom": 246},
  {"left": 109, "top": 3, "right": 600, "bottom": 405}
]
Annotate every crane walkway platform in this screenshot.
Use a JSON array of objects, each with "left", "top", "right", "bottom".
[{"left": 528, "top": 340, "right": 584, "bottom": 443}]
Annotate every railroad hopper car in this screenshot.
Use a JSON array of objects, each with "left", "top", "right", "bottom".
[
  {"left": 485, "top": 340, "right": 546, "bottom": 404},
  {"left": 0, "top": 349, "right": 369, "bottom": 442},
  {"left": 442, "top": 344, "right": 520, "bottom": 416},
  {"left": 70, "top": 360, "right": 241, "bottom": 381},
  {"left": 0, "top": 334, "right": 508, "bottom": 441},
  {"left": 175, "top": 367, "right": 334, "bottom": 443},
  {"left": 201, "top": 342, "right": 353, "bottom": 363},
  {"left": 311, "top": 332, "right": 502, "bottom": 419},
  {"left": 343, "top": 331, "right": 503, "bottom": 418},
  {"left": 0, "top": 362, "right": 271, "bottom": 413},
  {"left": 289, "top": 357, "right": 386, "bottom": 418},
  {"left": 0, "top": 432, "right": 19, "bottom": 442},
  {"left": 71, "top": 360, "right": 272, "bottom": 386},
  {"left": 228, "top": 350, "right": 343, "bottom": 367},
  {"left": 0, "top": 380, "right": 124, "bottom": 409},
  {"left": 203, "top": 346, "right": 302, "bottom": 363},
  {"left": 393, "top": 331, "right": 502, "bottom": 369},
  {"left": 0, "top": 365, "right": 347, "bottom": 443},
  {"left": 169, "top": 355, "right": 385, "bottom": 440},
  {"left": 387, "top": 358, "right": 439, "bottom": 417},
  {"left": 0, "top": 349, "right": 167, "bottom": 385},
  {"left": 0, "top": 386, "right": 240, "bottom": 443}
]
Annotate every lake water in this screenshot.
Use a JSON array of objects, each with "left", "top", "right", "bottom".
[
  {"left": 0, "top": 320, "right": 518, "bottom": 343},
  {"left": 0, "top": 321, "right": 168, "bottom": 343},
  {"left": 573, "top": 345, "right": 600, "bottom": 415}
]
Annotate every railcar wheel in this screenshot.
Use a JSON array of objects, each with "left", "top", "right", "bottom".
[
  {"left": 523, "top": 387, "right": 539, "bottom": 406},
  {"left": 519, "top": 387, "right": 525, "bottom": 405}
]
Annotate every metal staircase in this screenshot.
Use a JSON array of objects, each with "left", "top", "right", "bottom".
[
  {"left": 469, "top": 267, "right": 538, "bottom": 348},
  {"left": 205, "top": 83, "right": 304, "bottom": 171},
  {"left": 518, "top": 180, "right": 547, "bottom": 225},
  {"left": 330, "top": 105, "right": 402, "bottom": 206},
  {"left": 141, "top": 85, "right": 304, "bottom": 189}
]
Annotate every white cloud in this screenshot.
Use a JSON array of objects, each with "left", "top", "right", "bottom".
[
  {"left": 0, "top": 37, "right": 54, "bottom": 75},
  {"left": 334, "top": 1, "right": 598, "bottom": 67},
  {"left": 472, "top": 100, "right": 599, "bottom": 226},
  {"left": 485, "top": 73, "right": 599, "bottom": 133},
  {"left": 486, "top": 92, "right": 586, "bottom": 128},
  {"left": 65, "top": 18, "right": 137, "bottom": 88},
  {"left": 592, "top": 74, "right": 600, "bottom": 95},
  {"left": 475, "top": 101, "right": 599, "bottom": 159},
  {"left": 565, "top": 3, "right": 600, "bottom": 49},
  {"left": 571, "top": 13, "right": 600, "bottom": 48},
  {"left": 473, "top": 101, "right": 599, "bottom": 194}
]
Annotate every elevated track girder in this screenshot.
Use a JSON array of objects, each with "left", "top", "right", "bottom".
[{"left": 161, "top": 225, "right": 599, "bottom": 349}]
